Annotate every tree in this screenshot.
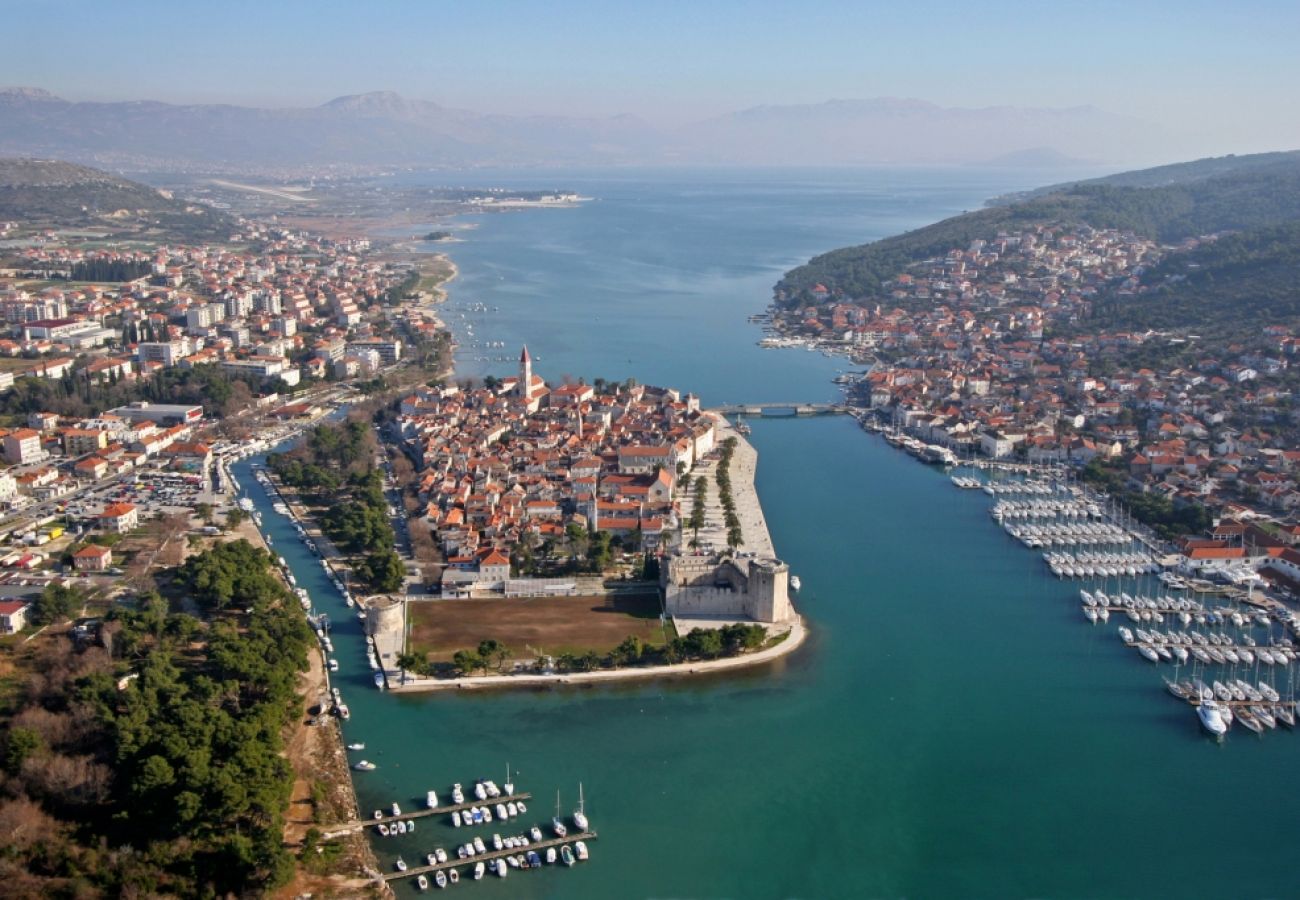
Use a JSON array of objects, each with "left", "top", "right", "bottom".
[
  {"left": 226, "top": 507, "right": 248, "bottom": 529},
  {"left": 3, "top": 726, "right": 44, "bottom": 775},
  {"left": 610, "top": 635, "right": 644, "bottom": 667},
  {"left": 452, "top": 650, "right": 480, "bottom": 676},
  {"left": 33, "top": 583, "right": 82, "bottom": 625},
  {"left": 195, "top": 502, "right": 214, "bottom": 525}
]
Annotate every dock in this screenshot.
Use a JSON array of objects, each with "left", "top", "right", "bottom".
[
  {"left": 381, "top": 830, "right": 598, "bottom": 882},
  {"left": 321, "top": 792, "right": 533, "bottom": 839}
]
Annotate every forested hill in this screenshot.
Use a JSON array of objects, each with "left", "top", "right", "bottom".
[
  {"left": 1091, "top": 220, "right": 1300, "bottom": 333},
  {"left": 775, "top": 151, "right": 1300, "bottom": 306},
  {"left": 0, "top": 157, "right": 231, "bottom": 238}
]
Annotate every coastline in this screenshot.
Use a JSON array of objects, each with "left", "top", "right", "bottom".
[{"left": 388, "top": 615, "right": 806, "bottom": 693}]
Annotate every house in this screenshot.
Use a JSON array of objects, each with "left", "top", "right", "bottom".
[
  {"left": 0, "top": 599, "right": 30, "bottom": 634},
  {"left": 73, "top": 544, "right": 112, "bottom": 572},
  {"left": 3, "top": 428, "right": 44, "bottom": 465},
  {"left": 99, "top": 502, "right": 138, "bottom": 533}
]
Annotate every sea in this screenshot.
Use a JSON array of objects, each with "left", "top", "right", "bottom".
[{"left": 237, "top": 167, "right": 1299, "bottom": 898}]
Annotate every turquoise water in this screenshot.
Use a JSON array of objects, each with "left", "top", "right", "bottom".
[{"left": 243, "top": 169, "right": 1296, "bottom": 898}]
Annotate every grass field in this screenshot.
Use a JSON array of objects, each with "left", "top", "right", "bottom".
[{"left": 408, "top": 592, "right": 671, "bottom": 661}]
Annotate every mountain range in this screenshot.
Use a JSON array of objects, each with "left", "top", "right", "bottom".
[{"left": 0, "top": 87, "right": 1159, "bottom": 172}]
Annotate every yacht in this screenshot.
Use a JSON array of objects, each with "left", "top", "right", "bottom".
[
  {"left": 473, "top": 836, "right": 486, "bottom": 854},
  {"left": 436, "top": 848, "right": 448, "bottom": 864},
  {"left": 395, "top": 857, "right": 407, "bottom": 872},
  {"left": 1197, "top": 701, "right": 1229, "bottom": 739},
  {"left": 790, "top": 575, "right": 802, "bottom": 592},
  {"left": 494, "top": 859, "right": 508, "bottom": 878},
  {"left": 552, "top": 791, "right": 568, "bottom": 837},
  {"left": 452, "top": 783, "right": 465, "bottom": 804},
  {"left": 496, "top": 802, "right": 508, "bottom": 821},
  {"left": 451, "top": 810, "right": 461, "bottom": 827},
  {"left": 573, "top": 783, "right": 589, "bottom": 832},
  {"left": 417, "top": 874, "right": 429, "bottom": 891},
  {"left": 434, "top": 871, "right": 447, "bottom": 889},
  {"left": 353, "top": 759, "right": 376, "bottom": 771},
  {"left": 561, "top": 844, "right": 576, "bottom": 866},
  {"left": 347, "top": 743, "right": 365, "bottom": 751},
  {"left": 427, "top": 790, "right": 438, "bottom": 809},
  {"left": 575, "top": 840, "right": 589, "bottom": 861},
  {"left": 391, "top": 802, "right": 402, "bottom": 817},
  {"left": 473, "top": 862, "right": 485, "bottom": 880},
  {"left": 546, "top": 847, "right": 557, "bottom": 864},
  {"left": 448, "top": 869, "right": 459, "bottom": 884}
]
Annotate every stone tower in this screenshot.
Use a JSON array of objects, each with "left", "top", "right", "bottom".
[{"left": 519, "top": 345, "right": 532, "bottom": 398}]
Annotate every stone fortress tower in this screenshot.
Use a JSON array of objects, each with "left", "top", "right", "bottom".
[{"left": 662, "top": 552, "right": 792, "bottom": 624}]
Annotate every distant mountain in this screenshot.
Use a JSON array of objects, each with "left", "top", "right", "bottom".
[
  {"left": 776, "top": 150, "right": 1300, "bottom": 307},
  {"left": 674, "top": 98, "right": 1158, "bottom": 166},
  {"left": 980, "top": 147, "right": 1092, "bottom": 168},
  {"left": 0, "top": 87, "right": 1160, "bottom": 171},
  {"left": 0, "top": 157, "right": 231, "bottom": 237}
]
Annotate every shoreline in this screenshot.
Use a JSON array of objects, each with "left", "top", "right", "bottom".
[{"left": 388, "top": 615, "right": 807, "bottom": 693}]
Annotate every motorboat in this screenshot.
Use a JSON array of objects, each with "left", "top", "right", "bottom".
[
  {"left": 530, "top": 826, "right": 543, "bottom": 842},
  {"left": 391, "top": 802, "right": 402, "bottom": 817},
  {"left": 493, "top": 833, "right": 503, "bottom": 851},
  {"left": 451, "top": 810, "right": 461, "bottom": 827},
  {"left": 507, "top": 801, "right": 519, "bottom": 817},
  {"left": 353, "top": 759, "right": 376, "bottom": 771},
  {"left": 436, "top": 848, "right": 448, "bottom": 863},
  {"left": 452, "top": 784, "right": 465, "bottom": 804},
  {"left": 1197, "top": 701, "right": 1229, "bottom": 740},
  {"left": 494, "top": 859, "right": 508, "bottom": 878},
  {"left": 575, "top": 840, "right": 589, "bottom": 861},
  {"left": 473, "top": 862, "right": 485, "bottom": 880},
  {"left": 347, "top": 743, "right": 365, "bottom": 751},
  {"left": 434, "top": 871, "right": 447, "bottom": 889},
  {"left": 546, "top": 847, "right": 557, "bottom": 864},
  {"left": 427, "top": 790, "right": 439, "bottom": 809},
  {"left": 448, "top": 869, "right": 459, "bottom": 884},
  {"left": 527, "top": 850, "right": 542, "bottom": 868},
  {"left": 377, "top": 823, "right": 389, "bottom": 837},
  {"left": 395, "top": 857, "right": 407, "bottom": 872},
  {"left": 473, "top": 836, "right": 486, "bottom": 854},
  {"left": 561, "top": 844, "right": 576, "bottom": 866},
  {"left": 495, "top": 803, "right": 508, "bottom": 821},
  {"left": 417, "top": 873, "right": 429, "bottom": 891}
]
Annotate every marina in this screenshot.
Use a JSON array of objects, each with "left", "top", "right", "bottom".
[
  {"left": 381, "top": 831, "right": 598, "bottom": 883},
  {"left": 322, "top": 792, "right": 535, "bottom": 836}
]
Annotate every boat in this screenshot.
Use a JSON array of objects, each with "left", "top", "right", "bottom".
[
  {"left": 353, "top": 760, "right": 376, "bottom": 771},
  {"left": 495, "top": 803, "right": 508, "bottom": 821},
  {"left": 473, "top": 836, "right": 486, "bottom": 854},
  {"left": 1197, "top": 701, "right": 1229, "bottom": 739},
  {"left": 434, "top": 871, "right": 447, "bottom": 889},
  {"left": 516, "top": 801, "right": 527, "bottom": 814},
  {"left": 452, "top": 783, "right": 465, "bottom": 804},
  {"left": 1137, "top": 644, "right": 1160, "bottom": 663},
  {"left": 530, "top": 826, "right": 543, "bottom": 842},
  {"left": 396, "top": 820, "right": 407, "bottom": 834},
  {"left": 495, "top": 859, "right": 508, "bottom": 878},
  {"left": 395, "top": 857, "right": 407, "bottom": 872},
  {"left": 575, "top": 840, "right": 589, "bottom": 861},
  {"left": 436, "top": 848, "right": 448, "bottom": 863},
  {"left": 427, "top": 790, "right": 439, "bottom": 809},
  {"left": 448, "top": 869, "right": 459, "bottom": 884},
  {"left": 427, "top": 853, "right": 437, "bottom": 866},
  {"left": 377, "top": 823, "right": 389, "bottom": 837},
  {"left": 573, "top": 782, "right": 589, "bottom": 832},
  {"left": 451, "top": 810, "right": 461, "bottom": 827},
  {"left": 392, "top": 802, "right": 402, "bottom": 816},
  {"left": 471, "top": 807, "right": 483, "bottom": 825},
  {"left": 417, "top": 873, "right": 429, "bottom": 891},
  {"left": 790, "top": 575, "right": 801, "bottom": 592},
  {"left": 561, "top": 844, "right": 576, "bottom": 866},
  {"left": 347, "top": 743, "right": 365, "bottom": 751},
  {"left": 407, "top": 820, "right": 415, "bottom": 833},
  {"left": 552, "top": 791, "right": 568, "bottom": 837},
  {"left": 473, "top": 862, "right": 485, "bottom": 880},
  {"left": 507, "top": 801, "right": 518, "bottom": 817},
  {"left": 374, "top": 671, "right": 386, "bottom": 689},
  {"left": 1236, "top": 707, "right": 1264, "bottom": 734},
  {"left": 504, "top": 763, "right": 515, "bottom": 796},
  {"left": 527, "top": 850, "right": 542, "bottom": 868}
]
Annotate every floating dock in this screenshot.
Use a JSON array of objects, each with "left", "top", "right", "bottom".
[
  {"left": 382, "top": 830, "right": 598, "bottom": 882},
  {"left": 321, "top": 792, "right": 533, "bottom": 839}
]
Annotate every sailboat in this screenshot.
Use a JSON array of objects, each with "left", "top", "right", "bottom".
[
  {"left": 552, "top": 790, "right": 568, "bottom": 837},
  {"left": 573, "top": 782, "right": 589, "bottom": 832},
  {"left": 504, "top": 763, "right": 514, "bottom": 796}
]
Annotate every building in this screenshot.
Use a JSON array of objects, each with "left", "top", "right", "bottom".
[
  {"left": 663, "top": 553, "right": 793, "bottom": 624},
  {"left": 136, "top": 340, "right": 189, "bottom": 367},
  {"left": 0, "top": 600, "right": 30, "bottom": 634},
  {"left": 98, "top": 502, "right": 138, "bottom": 533},
  {"left": 3, "top": 428, "right": 44, "bottom": 465},
  {"left": 73, "top": 544, "right": 112, "bottom": 572},
  {"left": 107, "top": 402, "right": 203, "bottom": 426}
]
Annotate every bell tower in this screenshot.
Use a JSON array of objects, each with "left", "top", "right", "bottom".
[{"left": 518, "top": 345, "right": 532, "bottom": 398}]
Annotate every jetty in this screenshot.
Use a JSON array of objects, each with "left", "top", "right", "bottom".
[
  {"left": 321, "top": 792, "right": 533, "bottom": 839},
  {"left": 714, "top": 402, "right": 848, "bottom": 417},
  {"left": 382, "top": 830, "right": 598, "bottom": 882}
]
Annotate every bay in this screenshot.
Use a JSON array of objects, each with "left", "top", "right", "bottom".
[{"left": 242, "top": 167, "right": 1295, "bottom": 898}]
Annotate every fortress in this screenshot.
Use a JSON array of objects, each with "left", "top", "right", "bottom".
[{"left": 662, "top": 552, "right": 793, "bottom": 624}]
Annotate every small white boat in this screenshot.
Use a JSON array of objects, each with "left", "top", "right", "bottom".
[
  {"left": 395, "top": 820, "right": 407, "bottom": 834},
  {"left": 374, "top": 671, "right": 386, "bottom": 689},
  {"left": 427, "top": 790, "right": 438, "bottom": 809},
  {"left": 493, "top": 833, "right": 503, "bottom": 850},
  {"left": 790, "top": 575, "right": 801, "bottom": 592},
  {"left": 495, "top": 802, "right": 508, "bottom": 821},
  {"left": 392, "top": 802, "right": 402, "bottom": 817},
  {"left": 545, "top": 847, "right": 557, "bottom": 864},
  {"left": 353, "top": 759, "right": 376, "bottom": 771},
  {"left": 448, "top": 869, "right": 459, "bottom": 884},
  {"left": 417, "top": 873, "right": 429, "bottom": 891},
  {"left": 516, "top": 801, "right": 527, "bottom": 814},
  {"left": 561, "top": 844, "right": 576, "bottom": 866},
  {"left": 434, "top": 870, "right": 447, "bottom": 889},
  {"left": 530, "top": 826, "right": 543, "bottom": 842},
  {"left": 473, "top": 862, "right": 485, "bottom": 880},
  {"left": 395, "top": 857, "right": 407, "bottom": 872},
  {"left": 507, "top": 801, "right": 518, "bottom": 817},
  {"left": 377, "top": 823, "right": 389, "bottom": 837},
  {"left": 347, "top": 743, "right": 366, "bottom": 751},
  {"left": 575, "top": 840, "right": 589, "bottom": 861},
  {"left": 452, "top": 784, "right": 465, "bottom": 804},
  {"left": 436, "top": 848, "right": 448, "bottom": 863},
  {"left": 451, "top": 810, "right": 461, "bottom": 827},
  {"left": 473, "top": 836, "right": 486, "bottom": 855},
  {"left": 495, "top": 859, "right": 508, "bottom": 878}
]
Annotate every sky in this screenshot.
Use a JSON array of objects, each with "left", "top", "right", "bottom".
[{"left": 4, "top": 0, "right": 1299, "bottom": 153}]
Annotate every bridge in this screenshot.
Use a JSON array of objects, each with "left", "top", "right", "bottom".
[{"left": 712, "top": 403, "right": 851, "bottom": 417}]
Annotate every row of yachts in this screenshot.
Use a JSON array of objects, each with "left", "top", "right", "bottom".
[
  {"left": 1165, "top": 681, "right": 1299, "bottom": 738},
  {"left": 398, "top": 838, "right": 589, "bottom": 889},
  {"left": 1117, "top": 623, "right": 1297, "bottom": 667},
  {"left": 991, "top": 498, "right": 1104, "bottom": 519},
  {"left": 1048, "top": 551, "right": 1160, "bottom": 578}
]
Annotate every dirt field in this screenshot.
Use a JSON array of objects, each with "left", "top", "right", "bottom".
[{"left": 409, "top": 592, "right": 670, "bottom": 660}]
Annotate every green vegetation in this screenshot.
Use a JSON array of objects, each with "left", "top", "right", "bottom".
[
  {"left": 715, "top": 438, "right": 743, "bottom": 548},
  {"left": 1090, "top": 221, "right": 1300, "bottom": 335},
  {"left": 31, "top": 582, "right": 86, "bottom": 625},
  {"left": 1080, "top": 459, "right": 1213, "bottom": 540},
  {"left": 269, "top": 420, "right": 404, "bottom": 592},
  {"left": 422, "top": 231, "right": 452, "bottom": 241},
  {"left": 68, "top": 258, "right": 154, "bottom": 283},
  {"left": 0, "top": 361, "right": 284, "bottom": 420},
  {"left": 0, "top": 542, "right": 311, "bottom": 895},
  {"left": 778, "top": 152, "right": 1300, "bottom": 306}
]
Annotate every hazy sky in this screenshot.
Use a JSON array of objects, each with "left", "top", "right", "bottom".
[{"left": 5, "top": 0, "right": 1299, "bottom": 151}]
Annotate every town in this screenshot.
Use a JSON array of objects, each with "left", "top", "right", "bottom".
[{"left": 768, "top": 222, "right": 1300, "bottom": 586}]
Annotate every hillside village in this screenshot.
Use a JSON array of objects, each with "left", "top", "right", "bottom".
[{"left": 770, "top": 222, "right": 1300, "bottom": 580}]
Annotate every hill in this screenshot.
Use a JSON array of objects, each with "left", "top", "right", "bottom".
[
  {"left": 776, "top": 151, "right": 1300, "bottom": 304},
  {"left": 0, "top": 86, "right": 1164, "bottom": 171},
  {"left": 0, "top": 157, "right": 232, "bottom": 238},
  {"left": 1091, "top": 221, "right": 1300, "bottom": 334}
]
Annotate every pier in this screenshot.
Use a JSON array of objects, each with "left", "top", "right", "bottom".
[
  {"left": 714, "top": 402, "right": 849, "bottom": 417},
  {"left": 381, "top": 830, "right": 598, "bottom": 882},
  {"left": 321, "top": 792, "right": 533, "bottom": 839}
]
